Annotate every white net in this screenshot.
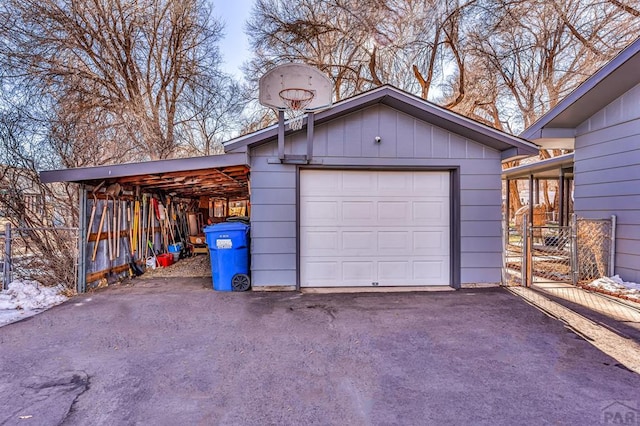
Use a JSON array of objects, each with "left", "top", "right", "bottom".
[{"left": 279, "top": 88, "right": 314, "bottom": 130}]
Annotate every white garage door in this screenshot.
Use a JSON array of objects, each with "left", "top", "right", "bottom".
[{"left": 300, "top": 169, "right": 450, "bottom": 287}]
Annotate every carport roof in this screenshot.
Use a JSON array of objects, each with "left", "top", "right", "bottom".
[
  {"left": 224, "top": 85, "right": 539, "bottom": 161},
  {"left": 40, "top": 152, "right": 249, "bottom": 199},
  {"left": 502, "top": 153, "right": 574, "bottom": 180}
]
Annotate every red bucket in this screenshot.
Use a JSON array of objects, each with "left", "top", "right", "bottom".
[{"left": 157, "top": 253, "right": 174, "bottom": 268}]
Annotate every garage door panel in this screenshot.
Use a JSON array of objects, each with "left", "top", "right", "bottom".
[
  {"left": 342, "top": 173, "right": 376, "bottom": 193},
  {"left": 343, "top": 261, "right": 375, "bottom": 281},
  {"left": 378, "top": 201, "right": 410, "bottom": 221},
  {"left": 414, "top": 261, "right": 446, "bottom": 280},
  {"left": 342, "top": 201, "right": 375, "bottom": 221},
  {"left": 378, "top": 231, "right": 410, "bottom": 251},
  {"left": 413, "top": 201, "right": 447, "bottom": 225},
  {"left": 300, "top": 170, "right": 450, "bottom": 287},
  {"left": 302, "top": 231, "right": 338, "bottom": 253},
  {"left": 342, "top": 231, "right": 376, "bottom": 252},
  {"left": 413, "top": 173, "right": 449, "bottom": 195},
  {"left": 413, "top": 231, "right": 448, "bottom": 254},
  {"left": 303, "top": 200, "right": 338, "bottom": 222},
  {"left": 378, "top": 261, "right": 410, "bottom": 280},
  {"left": 377, "top": 173, "right": 413, "bottom": 196},
  {"left": 303, "top": 261, "right": 340, "bottom": 282},
  {"left": 302, "top": 170, "right": 341, "bottom": 195}
]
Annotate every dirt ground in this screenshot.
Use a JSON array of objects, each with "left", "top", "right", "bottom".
[
  {"left": 140, "top": 254, "right": 212, "bottom": 279},
  {"left": 1, "top": 282, "right": 639, "bottom": 425}
]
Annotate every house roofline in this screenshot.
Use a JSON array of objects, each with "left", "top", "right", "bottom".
[
  {"left": 225, "top": 85, "right": 538, "bottom": 159},
  {"left": 522, "top": 37, "right": 640, "bottom": 140}
]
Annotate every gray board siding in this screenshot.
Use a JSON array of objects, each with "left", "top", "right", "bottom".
[
  {"left": 249, "top": 104, "right": 503, "bottom": 288},
  {"left": 573, "top": 82, "right": 640, "bottom": 283}
]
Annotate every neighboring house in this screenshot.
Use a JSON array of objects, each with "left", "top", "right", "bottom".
[
  {"left": 42, "top": 85, "right": 538, "bottom": 292},
  {"left": 0, "top": 166, "right": 43, "bottom": 228},
  {"left": 521, "top": 37, "right": 640, "bottom": 283}
]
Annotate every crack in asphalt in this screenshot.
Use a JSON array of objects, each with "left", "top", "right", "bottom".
[
  {"left": 59, "top": 372, "right": 91, "bottom": 426},
  {"left": 0, "top": 371, "right": 91, "bottom": 426}
]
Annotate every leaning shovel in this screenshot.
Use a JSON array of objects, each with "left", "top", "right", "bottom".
[{"left": 86, "top": 181, "right": 105, "bottom": 245}]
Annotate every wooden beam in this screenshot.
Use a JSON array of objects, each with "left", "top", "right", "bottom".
[{"left": 86, "top": 263, "right": 131, "bottom": 284}]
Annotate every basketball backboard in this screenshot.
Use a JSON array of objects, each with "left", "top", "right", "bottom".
[{"left": 258, "top": 63, "right": 333, "bottom": 112}]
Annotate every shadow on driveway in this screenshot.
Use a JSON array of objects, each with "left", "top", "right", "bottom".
[{"left": 1, "top": 278, "right": 639, "bottom": 425}]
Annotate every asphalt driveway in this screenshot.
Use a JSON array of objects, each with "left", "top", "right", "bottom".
[{"left": 1, "top": 278, "right": 639, "bottom": 425}]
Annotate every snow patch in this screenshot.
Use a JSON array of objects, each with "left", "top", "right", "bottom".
[
  {"left": 0, "top": 280, "right": 68, "bottom": 326},
  {"left": 585, "top": 275, "right": 640, "bottom": 302}
]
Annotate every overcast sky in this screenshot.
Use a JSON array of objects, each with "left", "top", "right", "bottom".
[{"left": 214, "top": 1, "right": 254, "bottom": 79}]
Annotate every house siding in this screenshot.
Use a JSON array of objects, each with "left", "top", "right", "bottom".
[
  {"left": 249, "top": 104, "right": 503, "bottom": 288},
  {"left": 574, "top": 82, "right": 640, "bottom": 282}
]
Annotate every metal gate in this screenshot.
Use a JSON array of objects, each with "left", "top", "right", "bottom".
[{"left": 503, "top": 215, "right": 616, "bottom": 287}]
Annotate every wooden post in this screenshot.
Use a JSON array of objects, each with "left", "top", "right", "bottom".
[
  {"left": 522, "top": 214, "right": 530, "bottom": 287},
  {"left": 505, "top": 178, "right": 511, "bottom": 245},
  {"left": 3, "top": 222, "right": 11, "bottom": 290},
  {"left": 528, "top": 174, "right": 534, "bottom": 228},
  {"left": 558, "top": 168, "right": 565, "bottom": 226},
  {"left": 609, "top": 215, "right": 617, "bottom": 277}
]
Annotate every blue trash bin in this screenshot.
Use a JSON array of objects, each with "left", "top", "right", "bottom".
[{"left": 204, "top": 222, "right": 250, "bottom": 291}]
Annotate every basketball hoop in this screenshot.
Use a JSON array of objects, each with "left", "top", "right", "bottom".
[{"left": 279, "top": 88, "right": 315, "bottom": 130}]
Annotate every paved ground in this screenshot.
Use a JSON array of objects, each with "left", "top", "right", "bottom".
[
  {"left": 1, "top": 279, "right": 640, "bottom": 425},
  {"left": 533, "top": 282, "right": 640, "bottom": 343}
]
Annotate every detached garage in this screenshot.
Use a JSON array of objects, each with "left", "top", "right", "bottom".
[
  {"left": 225, "top": 85, "right": 538, "bottom": 290},
  {"left": 41, "top": 85, "right": 537, "bottom": 292}
]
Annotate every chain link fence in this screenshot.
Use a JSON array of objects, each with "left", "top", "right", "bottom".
[
  {"left": 503, "top": 215, "right": 616, "bottom": 287},
  {"left": 575, "top": 218, "right": 614, "bottom": 282},
  {"left": 1, "top": 224, "right": 79, "bottom": 291}
]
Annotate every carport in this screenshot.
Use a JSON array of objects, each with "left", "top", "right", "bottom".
[{"left": 40, "top": 153, "right": 250, "bottom": 292}]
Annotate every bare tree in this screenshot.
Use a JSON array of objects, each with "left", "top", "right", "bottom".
[
  {"left": 463, "top": 0, "right": 640, "bottom": 216},
  {"left": 178, "top": 73, "right": 246, "bottom": 156},
  {"left": 0, "top": 0, "right": 238, "bottom": 162},
  {"left": 0, "top": 99, "right": 79, "bottom": 287}
]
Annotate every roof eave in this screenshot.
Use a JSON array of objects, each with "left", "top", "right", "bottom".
[
  {"left": 40, "top": 152, "right": 249, "bottom": 184},
  {"left": 226, "top": 85, "right": 539, "bottom": 156}
]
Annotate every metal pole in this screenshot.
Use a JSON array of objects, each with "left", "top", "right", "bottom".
[
  {"left": 3, "top": 223, "right": 11, "bottom": 290},
  {"left": 306, "top": 111, "right": 314, "bottom": 163},
  {"left": 277, "top": 110, "right": 285, "bottom": 161},
  {"left": 77, "top": 185, "right": 87, "bottom": 293},
  {"left": 570, "top": 214, "right": 578, "bottom": 286},
  {"left": 609, "top": 215, "right": 617, "bottom": 277},
  {"left": 558, "top": 169, "right": 565, "bottom": 226},
  {"left": 528, "top": 174, "right": 534, "bottom": 228}
]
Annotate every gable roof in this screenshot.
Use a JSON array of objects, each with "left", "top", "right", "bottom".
[
  {"left": 225, "top": 85, "right": 538, "bottom": 161},
  {"left": 522, "top": 37, "right": 640, "bottom": 141}
]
